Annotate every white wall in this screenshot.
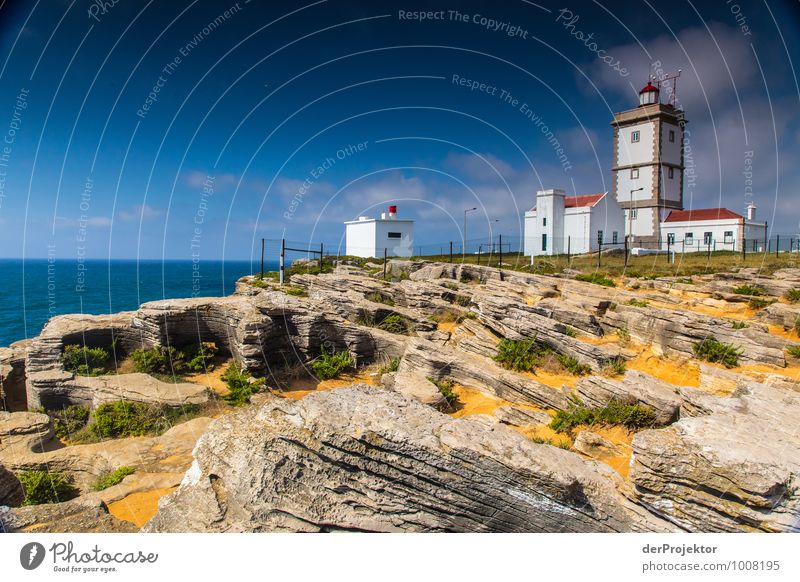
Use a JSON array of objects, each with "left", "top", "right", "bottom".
[
  {"left": 659, "top": 218, "right": 743, "bottom": 252},
  {"left": 616, "top": 165, "right": 654, "bottom": 204},
  {"left": 375, "top": 220, "right": 414, "bottom": 257},
  {"left": 345, "top": 220, "right": 377, "bottom": 257},
  {"left": 624, "top": 207, "right": 657, "bottom": 239},
  {"left": 661, "top": 167, "right": 682, "bottom": 202},
  {"left": 661, "top": 121, "right": 682, "bottom": 165},
  {"left": 524, "top": 211, "right": 537, "bottom": 256},
  {"left": 589, "top": 195, "right": 625, "bottom": 251},
  {"left": 616, "top": 120, "right": 655, "bottom": 166}
]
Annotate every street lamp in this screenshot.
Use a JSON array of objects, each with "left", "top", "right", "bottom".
[
  {"left": 463, "top": 207, "right": 477, "bottom": 259},
  {"left": 628, "top": 188, "right": 644, "bottom": 243}
]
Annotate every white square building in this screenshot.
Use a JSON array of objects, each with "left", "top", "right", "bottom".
[
  {"left": 345, "top": 205, "right": 414, "bottom": 258},
  {"left": 524, "top": 189, "right": 625, "bottom": 256},
  {"left": 659, "top": 204, "right": 767, "bottom": 252}
]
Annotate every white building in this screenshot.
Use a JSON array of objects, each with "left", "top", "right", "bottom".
[
  {"left": 659, "top": 204, "right": 767, "bottom": 252},
  {"left": 524, "top": 190, "right": 625, "bottom": 256},
  {"left": 344, "top": 205, "right": 414, "bottom": 258},
  {"left": 612, "top": 81, "right": 686, "bottom": 243}
]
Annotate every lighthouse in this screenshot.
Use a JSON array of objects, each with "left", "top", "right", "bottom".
[{"left": 611, "top": 80, "right": 686, "bottom": 243}]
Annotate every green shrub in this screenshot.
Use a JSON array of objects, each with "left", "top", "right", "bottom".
[
  {"left": 364, "top": 291, "right": 395, "bottom": 306},
  {"left": 530, "top": 435, "right": 571, "bottom": 450},
  {"left": 442, "top": 282, "right": 459, "bottom": 291},
  {"left": 88, "top": 401, "right": 199, "bottom": 438},
  {"left": 564, "top": 326, "right": 578, "bottom": 338},
  {"left": 429, "top": 308, "right": 469, "bottom": 324},
  {"left": 92, "top": 466, "right": 135, "bottom": 491},
  {"left": 550, "top": 398, "right": 657, "bottom": 434},
  {"left": 575, "top": 273, "right": 616, "bottom": 287},
  {"left": 787, "top": 345, "right": 800, "bottom": 359},
  {"left": 692, "top": 337, "right": 743, "bottom": 368},
  {"left": 184, "top": 342, "right": 218, "bottom": 372},
  {"left": 379, "top": 357, "right": 401, "bottom": 374},
  {"left": 555, "top": 353, "right": 591, "bottom": 376},
  {"left": 62, "top": 345, "right": 110, "bottom": 376},
  {"left": 494, "top": 338, "right": 548, "bottom": 372},
  {"left": 18, "top": 470, "right": 75, "bottom": 505},
  {"left": 615, "top": 328, "right": 631, "bottom": 344},
  {"left": 604, "top": 357, "right": 627, "bottom": 376},
  {"left": 310, "top": 347, "right": 354, "bottom": 381},
  {"left": 748, "top": 297, "right": 773, "bottom": 310},
  {"left": 627, "top": 298, "right": 649, "bottom": 308},
  {"left": 453, "top": 294, "right": 471, "bottom": 307},
  {"left": 428, "top": 377, "right": 458, "bottom": 407},
  {"left": 48, "top": 405, "right": 90, "bottom": 440},
  {"left": 732, "top": 284, "right": 765, "bottom": 296},
  {"left": 130, "top": 346, "right": 169, "bottom": 374},
  {"left": 249, "top": 278, "right": 269, "bottom": 288},
  {"left": 375, "top": 314, "right": 412, "bottom": 335},
  {"left": 282, "top": 286, "right": 308, "bottom": 297},
  {"left": 732, "top": 321, "right": 747, "bottom": 330},
  {"left": 221, "top": 362, "right": 264, "bottom": 406},
  {"left": 785, "top": 288, "right": 800, "bottom": 303}
]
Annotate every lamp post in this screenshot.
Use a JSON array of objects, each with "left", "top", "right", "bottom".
[
  {"left": 628, "top": 188, "right": 644, "bottom": 244},
  {"left": 463, "top": 207, "right": 477, "bottom": 259}
]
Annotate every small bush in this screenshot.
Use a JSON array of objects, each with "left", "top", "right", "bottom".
[
  {"left": 184, "top": 342, "right": 218, "bottom": 373},
  {"left": 19, "top": 470, "right": 75, "bottom": 505},
  {"left": 604, "top": 357, "right": 627, "bottom": 377},
  {"left": 430, "top": 308, "right": 469, "bottom": 324},
  {"left": 494, "top": 338, "right": 548, "bottom": 372},
  {"left": 89, "top": 401, "right": 199, "bottom": 439},
  {"left": 376, "top": 314, "right": 413, "bottom": 335},
  {"left": 748, "top": 297, "right": 773, "bottom": 310},
  {"left": 550, "top": 398, "right": 657, "bottom": 434},
  {"left": 692, "top": 337, "right": 743, "bottom": 368},
  {"left": 530, "top": 435, "right": 571, "bottom": 450},
  {"left": 786, "top": 345, "right": 800, "bottom": 359},
  {"left": 627, "top": 298, "right": 649, "bottom": 308},
  {"left": 564, "top": 326, "right": 578, "bottom": 338},
  {"left": 221, "top": 362, "right": 264, "bottom": 406},
  {"left": 92, "top": 466, "right": 135, "bottom": 491},
  {"left": 364, "top": 291, "right": 395, "bottom": 306},
  {"left": 453, "top": 294, "right": 471, "bottom": 307},
  {"left": 379, "top": 357, "right": 401, "bottom": 374},
  {"left": 575, "top": 273, "right": 616, "bottom": 287},
  {"left": 555, "top": 353, "right": 591, "bottom": 376},
  {"left": 130, "top": 346, "right": 170, "bottom": 374},
  {"left": 62, "top": 345, "right": 110, "bottom": 376},
  {"left": 249, "top": 278, "right": 269, "bottom": 288},
  {"left": 785, "top": 288, "right": 800, "bottom": 303},
  {"left": 615, "top": 328, "right": 631, "bottom": 344},
  {"left": 282, "top": 286, "right": 308, "bottom": 297},
  {"left": 732, "top": 284, "right": 765, "bottom": 296},
  {"left": 732, "top": 321, "right": 747, "bottom": 330},
  {"left": 428, "top": 377, "right": 458, "bottom": 407},
  {"left": 442, "top": 282, "right": 459, "bottom": 291},
  {"left": 49, "top": 405, "right": 90, "bottom": 440},
  {"left": 310, "top": 347, "right": 354, "bottom": 380}
]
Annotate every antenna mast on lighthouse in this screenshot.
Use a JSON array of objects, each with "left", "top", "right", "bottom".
[{"left": 657, "top": 69, "right": 682, "bottom": 107}]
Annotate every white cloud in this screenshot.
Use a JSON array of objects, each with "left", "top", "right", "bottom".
[{"left": 118, "top": 204, "right": 163, "bottom": 222}]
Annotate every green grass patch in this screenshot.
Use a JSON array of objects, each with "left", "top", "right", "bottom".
[
  {"left": 375, "top": 314, "right": 413, "bottom": 335},
  {"left": 575, "top": 273, "right": 616, "bottom": 287},
  {"left": 92, "top": 466, "right": 135, "bottom": 491},
  {"left": 88, "top": 401, "right": 200, "bottom": 439},
  {"left": 786, "top": 345, "right": 800, "bottom": 359},
  {"left": 564, "top": 326, "right": 578, "bottom": 338},
  {"left": 530, "top": 435, "right": 571, "bottom": 450},
  {"left": 18, "top": 470, "right": 76, "bottom": 505},
  {"left": 427, "top": 377, "right": 458, "bottom": 407},
  {"left": 282, "top": 286, "right": 308, "bottom": 297},
  {"left": 732, "top": 284, "right": 765, "bottom": 296},
  {"left": 748, "top": 297, "right": 774, "bottom": 310},
  {"left": 130, "top": 342, "right": 219, "bottom": 376},
  {"left": 732, "top": 321, "right": 747, "bottom": 330},
  {"left": 62, "top": 344, "right": 111, "bottom": 376},
  {"left": 429, "top": 307, "right": 472, "bottom": 324},
  {"left": 554, "top": 353, "right": 591, "bottom": 376},
  {"left": 47, "top": 404, "right": 90, "bottom": 440},
  {"left": 310, "top": 347, "right": 354, "bottom": 380},
  {"left": 249, "top": 278, "right": 269, "bottom": 288},
  {"left": 549, "top": 398, "right": 657, "bottom": 434},
  {"left": 604, "top": 357, "right": 627, "bottom": 377},
  {"left": 379, "top": 357, "right": 401, "bottom": 374},
  {"left": 692, "top": 336, "right": 743, "bottom": 368},
  {"left": 785, "top": 288, "right": 800, "bottom": 303},
  {"left": 494, "top": 338, "right": 549, "bottom": 372},
  {"left": 627, "top": 298, "right": 649, "bottom": 308},
  {"left": 364, "top": 291, "right": 395, "bottom": 306},
  {"left": 221, "top": 362, "right": 264, "bottom": 406},
  {"left": 452, "top": 294, "right": 471, "bottom": 307}
]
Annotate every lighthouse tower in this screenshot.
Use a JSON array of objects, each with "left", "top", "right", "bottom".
[{"left": 611, "top": 80, "right": 686, "bottom": 243}]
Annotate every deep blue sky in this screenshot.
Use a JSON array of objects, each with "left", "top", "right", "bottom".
[{"left": 0, "top": 0, "right": 798, "bottom": 260}]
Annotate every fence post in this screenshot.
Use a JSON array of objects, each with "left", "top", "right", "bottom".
[
  {"left": 707, "top": 238, "right": 711, "bottom": 261},
  {"left": 477, "top": 245, "right": 482, "bottom": 265},
  {"left": 665, "top": 237, "right": 670, "bottom": 263},
  {"left": 567, "top": 236, "right": 571, "bottom": 266},
  {"left": 383, "top": 248, "right": 387, "bottom": 280},
  {"left": 319, "top": 242, "right": 324, "bottom": 273},
  {"left": 449, "top": 241, "right": 453, "bottom": 263},
  {"left": 624, "top": 236, "right": 629, "bottom": 267},
  {"left": 597, "top": 241, "right": 602, "bottom": 269},
  {"left": 499, "top": 234, "right": 503, "bottom": 269},
  {"left": 279, "top": 238, "right": 285, "bottom": 285},
  {"left": 776, "top": 235, "right": 780, "bottom": 258},
  {"left": 260, "top": 238, "right": 265, "bottom": 279},
  {"left": 742, "top": 238, "right": 746, "bottom": 261}
]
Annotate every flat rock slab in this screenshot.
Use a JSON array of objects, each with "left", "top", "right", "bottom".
[
  {"left": 73, "top": 373, "right": 212, "bottom": 408},
  {"left": 145, "top": 385, "right": 672, "bottom": 533}
]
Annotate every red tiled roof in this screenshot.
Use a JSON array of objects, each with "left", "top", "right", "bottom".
[
  {"left": 530, "top": 192, "right": 605, "bottom": 212},
  {"left": 663, "top": 208, "right": 743, "bottom": 223}
]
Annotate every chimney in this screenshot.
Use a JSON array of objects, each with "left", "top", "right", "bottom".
[
  {"left": 388, "top": 205, "right": 397, "bottom": 219},
  {"left": 746, "top": 202, "right": 756, "bottom": 221}
]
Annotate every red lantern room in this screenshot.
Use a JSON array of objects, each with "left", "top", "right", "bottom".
[{"left": 639, "top": 81, "right": 659, "bottom": 106}]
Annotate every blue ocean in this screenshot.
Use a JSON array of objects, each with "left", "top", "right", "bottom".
[{"left": 0, "top": 259, "right": 277, "bottom": 348}]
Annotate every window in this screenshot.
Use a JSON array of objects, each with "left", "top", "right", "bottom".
[
  {"left": 543, "top": 217, "right": 547, "bottom": 227},
  {"left": 597, "top": 230, "right": 604, "bottom": 244},
  {"left": 542, "top": 233, "right": 547, "bottom": 252},
  {"left": 668, "top": 167, "right": 674, "bottom": 179},
  {"left": 387, "top": 232, "right": 402, "bottom": 239},
  {"left": 703, "top": 232, "right": 713, "bottom": 245},
  {"left": 612, "top": 231, "right": 618, "bottom": 244},
  {"left": 631, "top": 130, "right": 640, "bottom": 143},
  {"left": 685, "top": 232, "right": 694, "bottom": 245},
  {"left": 631, "top": 168, "right": 639, "bottom": 179},
  {"left": 628, "top": 209, "right": 638, "bottom": 219},
  {"left": 724, "top": 231, "right": 733, "bottom": 244},
  {"left": 669, "top": 130, "right": 675, "bottom": 143},
  {"left": 667, "top": 233, "right": 675, "bottom": 245}
]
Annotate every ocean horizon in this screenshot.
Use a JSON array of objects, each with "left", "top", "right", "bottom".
[{"left": 0, "top": 258, "right": 281, "bottom": 348}]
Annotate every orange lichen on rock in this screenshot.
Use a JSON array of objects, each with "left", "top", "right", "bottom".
[
  {"left": 278, "top": 370, "right": 380, "bottom": 400},
  {"left": 627, "top": 348, "right": 700, "bottom": 387},
  {"left": 107, "top": 487, "right": 177, "bottom": 528}
]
